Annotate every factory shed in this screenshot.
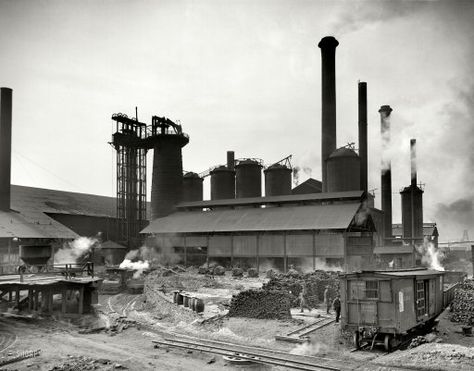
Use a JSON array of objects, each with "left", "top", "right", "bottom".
[
  {"left": 143, "top": 194, "right": 376, "bottom": 272},
  {"left": 291, "top": 178, "right": 322, "bottom": 194}
]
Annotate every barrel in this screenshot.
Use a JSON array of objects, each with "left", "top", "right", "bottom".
[
  {"left": 195, "top": 298, "right": 205, "bottom": 313},
  {"left": 190, "top": 297, "right": 197, "bottom": 311},
  {"left": 177, "top": 292, "right": 184, "bottom": 305},
  {"left": 183, "top": 295, "right": 190, "bottom": 308}
]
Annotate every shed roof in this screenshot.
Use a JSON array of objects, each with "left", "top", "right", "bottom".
[
  {"left": 0, "top": 210, "right": 78, "bottom": 239},
  {"left": 291, "top": 178, "right": 322, "bottom": 195},
  {"left": 342, "top": 268, "right": 444, "bottom": 279},
  {"left": 142, "top": 203, "right": 362, "bottom": 234},
  {"left": 178, "top": 190, "right": 364, "bottom": 210}
]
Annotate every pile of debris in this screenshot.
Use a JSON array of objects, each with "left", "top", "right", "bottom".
[
  {"left": 262, "top": 270, "right": 340, "bottom": 308},
  {"left": 49, "top": 356, "right": 127, "bottom": 370},
  {"left": 78, "top": 317, "right": 137, "bottom": 336},
  {"left": 407, "top": 335, "right": 428, "bottom": 349},
  {"left": 450, "top": 279, "right": 474, "bottom": 325},
  {"left": 228, "top": 289, "right": 291, "bottom": 319}
]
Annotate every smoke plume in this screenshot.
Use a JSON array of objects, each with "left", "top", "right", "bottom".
[
  {"left": 416, "top": 240, "right": 445, "bottom": 271},
  {"left": 292, "top": 166, "right": 300, "bottom": 186},
  {"left": 290, "top": 341, "right": 329, "bottom": 356},
  {"left": 54, "top": 237, "right": 98, "bottom": 264}
]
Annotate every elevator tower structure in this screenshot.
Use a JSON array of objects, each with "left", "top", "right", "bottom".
[{"left": 111, "top": 113, "right": 148, "bottom": 248}]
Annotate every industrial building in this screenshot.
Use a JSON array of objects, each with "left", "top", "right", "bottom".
[{"left": 0, "top": 36, "right": 435, "bottom": 275}]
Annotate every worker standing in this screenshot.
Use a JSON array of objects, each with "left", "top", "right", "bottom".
[
  {"left": 299, "top": 283, "right": 311, "bottom": 313},
  {"left": 324, "top": 286, "right": 331, "bottom": 314},
  {"left": 333, "top": 295, "right": 341, "bottom": 323}
]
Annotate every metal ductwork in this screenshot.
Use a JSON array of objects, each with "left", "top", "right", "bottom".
[
  {"left": 318, "top": 36, "right": 339, "bottom": 192},
  {"left": 0, "top": 88, "right": 12, "bottom": 211},
  {"left": 358, "top": 82, "right": 368, "bottom": 193},
  {"left": 379, "top": 105, "right": 393, "bottom": 240}
]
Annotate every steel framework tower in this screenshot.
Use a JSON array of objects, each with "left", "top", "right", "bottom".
[{"left": 111, "top": 113, "right": 148, "bottom": 248}]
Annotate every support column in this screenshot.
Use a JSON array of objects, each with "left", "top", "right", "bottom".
[
  {"left": 230, "top": 234, "right": 234, "bottom": 267},
  {"left": 28, "top": 289, "right": 33, "bottom": 311},
  {"left": 34, "top": 290, "right": 39, "bottom": 311},
  {"left": 256, "top": 234, "right": 260, "bottom": 273},
  {"left": 78, "top": 287, "right": 84, "bottom": 315},
  {"left": 15, "top": 288, "right": 20, "bottom": 308},
  {"left": 283, "top": 232, "right": 287, "bottom": 273},
  {"left": 61, "top": 289, "right": 67, "bottom": 314},
  {"left": 183, "top": 236, "right": 187, "bottom": 267},
  {"left": 312, "top": 231, "right": 316, "bottom": 271}
]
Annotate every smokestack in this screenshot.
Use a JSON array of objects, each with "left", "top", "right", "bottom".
[
  {"left": 358, "top": 82, "right": 368, "bottom": 193},
  {"left": 318, "top": 36, "right": 339, "bottom": 192},
  {"left": 410, "top": 139, "right": 417, "bottom": 187},
  {"left": 0, "top": 88, "right": 12, "bottom": 211},
  {"left": 379, "top": 105, "right": 393, "bottom": 240},
  {"left": 227, "top": 151, "right": 235, "bottom": 171}
]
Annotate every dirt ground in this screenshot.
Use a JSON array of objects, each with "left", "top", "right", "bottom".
[{"left": 1, "top": 270, "right": 473, "bottom": 370}]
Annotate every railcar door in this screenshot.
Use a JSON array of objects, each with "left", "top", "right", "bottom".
[{"left": 416, "top": 279, "right": 429, "bottom": 321}]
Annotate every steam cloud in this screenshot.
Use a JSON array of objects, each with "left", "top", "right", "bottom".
[
  {"left": 54, "top": 237, "right": 98, "bottom": 264},
  {"left": 292, "top": 166, "right": 300, "bottom": 186},
  {"left": 290, "top": 341, "right": 329, "bottom": 356},
  {"left": 416, "top": 240, "right": 445, "bottom": 271}
]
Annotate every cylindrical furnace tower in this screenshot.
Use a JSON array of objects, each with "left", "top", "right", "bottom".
[
  {"left": 210, "top": 166, "right": 235, "bottom": 200},
  {"left": 235, "top": 159, "right": 262, "bottom": 198},
  {"left": 326, "top": 147, "right": 360, "bottom": 192},
  {"left": 0, "top": 87, "right": 12, "bottom": 211},
  {"left": 264, "top": 163, "right": 292, "bottom": 196},
  {"left": 148, "top": 116, "right": 189, "bottom": 219},
  {"left": 182, "top": 172, "right": 203, "bottom": 202}
]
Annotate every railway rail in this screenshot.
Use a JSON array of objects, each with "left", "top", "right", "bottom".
[
  {"left": 276, "top": 317, "right": 335, "bottom": 343},
  {"left": 153, "top": 335, "right": 342, "bottom": 371}
]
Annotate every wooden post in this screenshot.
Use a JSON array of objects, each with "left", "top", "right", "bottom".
[
  {"left": 16, "top": 288, "right": 20, "bottom": 308},
  {"left": 28, "top": 289, "right": 33, "bottom": 310},
  {"left": 78, "top": 286, "right": 84, "bottom": 315},
  {"left": 256, "top": 233, "right": 260, "bottom": 273},
  {"left": 230, "top": 234, "right": 234, "bottom": 267},
  {"left": 34, "top": 290, "right": 39, "bottom": 311},
  {"left": 183, "top": 236, "right": 187, "bottom": 267},
  {"left": 313, "top": 231, "right": 316, "bottom": 271},
  {"left": 61, "top": 288, "right": 67, "bottom": 314},
  {"left": 48, "top": 290, "right": 53, "bottom": 314},
  {"left": 8, "top": 290, "right": 12, "bottom": 302},
  {"left": 283, "top": 232, "right": 287, "bottom": 273}
]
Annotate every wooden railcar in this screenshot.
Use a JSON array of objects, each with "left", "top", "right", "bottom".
[{"left": 340, "top": 268, "right": 445, "bottom": 351}]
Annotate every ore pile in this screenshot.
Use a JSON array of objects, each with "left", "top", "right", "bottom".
[
  {"left": 49, "top": 356, "right": 127, "bottom": 370},
  {"left": 228, "top": 289, "right": 291, "bottom": 319},
  {"left": 262, "top": 270, "right": 340, "bottom": 308},
  {"left": 408, "top": 335, "right": 428, "bottom": 349},
  {"left": 450, "top": 279, "right": 474, "bottom": 325}
]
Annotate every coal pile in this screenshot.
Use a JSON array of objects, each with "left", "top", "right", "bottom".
[
  {"left": 450, "top": 279, "right": 474, "bottom": 325},
  {"left": 49, "top": 356, "right": 127, "bottom": 370},
  {"left": 262, "top": 270, "right": 340, "bottom": 308},
  {"left": 228, "top": 289, "right": 291, "bottom": 319}
]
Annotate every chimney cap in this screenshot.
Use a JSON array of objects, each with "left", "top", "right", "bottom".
[
  {"left": 378, "top": 105, "right": 393, "bottom": 114},
  {"left": 318, "top": 36, "right": 339, "bottom": 49}
]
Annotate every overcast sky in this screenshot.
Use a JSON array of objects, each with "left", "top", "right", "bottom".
[{"left": 1, "top": 0, "right": 473, "bottom": 241}]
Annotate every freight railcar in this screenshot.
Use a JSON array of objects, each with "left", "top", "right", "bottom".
[{"left": 340, "top": 268, "right": 445, "bottom": 351}]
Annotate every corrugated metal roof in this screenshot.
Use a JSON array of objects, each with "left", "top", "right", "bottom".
[
  {"left": 374, "top": 245, "right": 414, "bottom": 254},
  {"left": 0, "top": 210, "right": 78, "bottom": 239},
  {"left": 178, "top": 190, "right": 364, "bottom": 209},
  {"left": 342, "top": 268, "right": 444, "bottom": 278},
  {"left": 392, "top": 223, "right": 438, "bottom": 237},
  {"left": 142, "top": 203, "right": 361, "bottom": 234}
]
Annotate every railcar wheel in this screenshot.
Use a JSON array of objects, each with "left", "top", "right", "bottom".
[
  {"left": 353, "top": 331, "right": 361, "bottom": 349},
  {"left": 384, "top": 334, "right": 392, "bottom": 352}
]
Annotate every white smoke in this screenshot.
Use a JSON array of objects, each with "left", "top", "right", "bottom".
[
  {"left": 119, "top": 259, "right": 150, "bottom": 279},
  {"left": 54, "top": 237, "right": 98, "bottom": 264},
  {"left": 290, "top": 341, "right": 329, "bottom": 356},
  {"left": 388, "top": 260, "right": 394, "bottom": 268},
  {"left": 417, "top": 239, "right": 445, "bottom": 271},
  {"left": 315, "top": 258, "right": 343, "bottom": 272}
]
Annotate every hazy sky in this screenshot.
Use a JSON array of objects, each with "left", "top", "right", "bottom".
[{"left": 1, "top": 0, "right": 473, "bottom": 241}]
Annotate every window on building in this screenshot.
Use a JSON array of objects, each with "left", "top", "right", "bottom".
[{"left": 365, "top": 280, "right": 379, "bottom": 299}]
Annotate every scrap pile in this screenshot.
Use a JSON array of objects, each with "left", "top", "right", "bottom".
[
  {"left": 49, "top": 356, "right": 127, "bottom": 370},
  {"left": 262, "top": 270, "right": 340, "bottom": 307},
  {"left": 450, "top": 279, "right": 474, "bottom": 325},
  {"left": 228, "top": 289, "right": 291, "bottom": 319}
]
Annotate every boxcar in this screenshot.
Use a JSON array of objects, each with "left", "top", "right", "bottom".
[{"left": 340, "top": 268, "right": 445, "bottom": 351}]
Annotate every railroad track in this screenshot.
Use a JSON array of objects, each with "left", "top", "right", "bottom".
[
  {"left": 153, "top": 335, "right": 342, "bottom": 371},
  {"left": 276, "top": 317, "right": 336, "bottom": 343}
]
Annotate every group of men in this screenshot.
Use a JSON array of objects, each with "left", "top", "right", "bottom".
[{"left": 298, "top": 284, "right": 341, "bottom": 322}]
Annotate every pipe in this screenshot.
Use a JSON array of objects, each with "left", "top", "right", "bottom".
[
  {"left": 410, "top": 139, "right": 417, "bottom": 187},
  {"left": 379, "top": 105, "right": 393, "bottom": 240},
  {"left": 0, "top": 87, "right": 12, "bottom": 211},
  {"left": 358, "top": 82, "right": 368, "bottom": 193},
  {"left": 227, "top": 151, "right": 235, "bottom": 171},
  {"left": 318, "top": 36, "right": 339, "bottom": 192}
]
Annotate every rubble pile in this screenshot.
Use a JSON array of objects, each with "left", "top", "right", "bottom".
[
  {"left": 450, "top": 279, "right": 474, "bottom": 325},
  {"left": 49, "top": 356, "right": 127, "bottom": 370},
  {"left": 228, "top": 289, "right": 291, "bottom": 319},
  {"left": 408, "top": 335, "right": 428, "bottom": 349},
  {"left": 262, "top": 270, "right": 340, "bottom": 307}
]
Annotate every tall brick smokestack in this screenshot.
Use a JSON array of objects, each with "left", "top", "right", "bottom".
[
  {"left": 358, "top": 82, "right": 368, "bottom": 193},
  {"left": 410, "top": 139, "right": 417, "bottom": 187},
  {"left": 318, "top": 36, "right": 339, "bottom": 192},
  {"left": 379, "top": 105, "right": 393, "bottom": 241},
  {"left": 0, "top": 88, "right": 12, "bottom": 211}
]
